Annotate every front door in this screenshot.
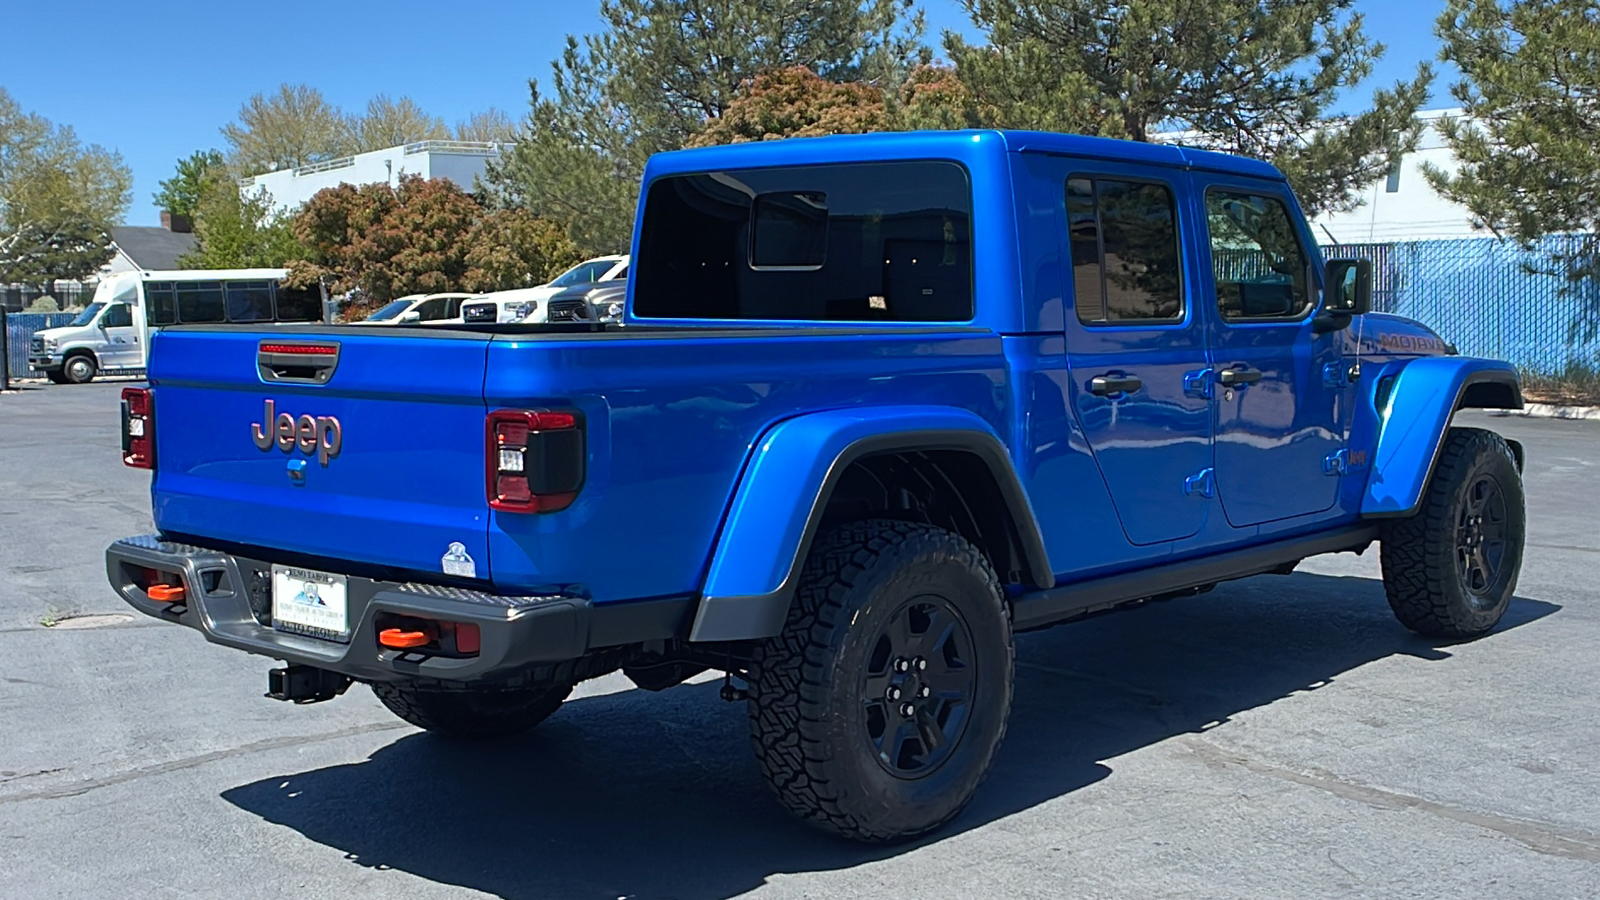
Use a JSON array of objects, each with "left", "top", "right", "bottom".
[
  {"left": 1064, "top": 172, "right": 1214, "bottom": 546},
  {"left": 1198, "top": 183, "right": 1345, "bottom": 526},
  {"left": 97, "top": 303, "right": 141, "bottom": 369}
]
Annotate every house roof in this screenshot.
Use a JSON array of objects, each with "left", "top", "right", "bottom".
[{"left": 109, "top": 226, "right": 196, "bottom": 270}]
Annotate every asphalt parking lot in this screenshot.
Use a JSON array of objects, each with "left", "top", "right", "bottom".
[{"left": 2, "top": 380, "right": 1598, "bottom": 899}]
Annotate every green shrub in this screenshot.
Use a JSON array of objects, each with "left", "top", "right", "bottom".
[{"left": 26, "top": 295, "right": 59, "bottom": 313}]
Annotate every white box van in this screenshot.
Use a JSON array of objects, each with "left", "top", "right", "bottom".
[{"left": 27, "top": 269, "right": 321, "bottom": 384}]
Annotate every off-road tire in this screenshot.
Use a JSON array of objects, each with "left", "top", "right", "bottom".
[
  {"left": 371, "top": 680, "right": 573, "bottom": 739},
  {"left": 1381, "top": 427, "right": 1524, "bottom": 638},
  {"left": 62, "top": 353, "right": 97, "bottom": 384},
  {"left": 747, "top": 519, "right": 1013, "bottom": 842}
]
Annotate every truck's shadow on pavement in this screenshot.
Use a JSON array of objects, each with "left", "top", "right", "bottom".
[{"left": 222, "top": 572, "right": 1557, "bottom": 900}]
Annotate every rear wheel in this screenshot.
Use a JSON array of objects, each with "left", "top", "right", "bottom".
[
  {"left": 61, "top": 354, "right": 96, "bottom": 384},
  {"left": 1381, "top": 427, "right": 1525, "bottom": 638},
  {"left": 747, "top": 519, "right": 1013, "bottom": 842},
  {"left": 371, "top": 680, "right": 572, "bottom": 739}
]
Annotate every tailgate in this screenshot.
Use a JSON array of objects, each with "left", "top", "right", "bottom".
[{"left": 148, "top": 327, "right": 493, "bottom": 580}]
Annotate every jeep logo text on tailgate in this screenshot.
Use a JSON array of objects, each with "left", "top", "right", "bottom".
[{"left": 251, "top": 399, "right": 342, "bottom": 466}]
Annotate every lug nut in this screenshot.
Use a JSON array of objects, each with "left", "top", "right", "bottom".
[
  {"left": 894, "top": 658, "right": 910, "bottom": 673},
  {"left": 899, "top": 702, "right": 915, "bottom": 718},
  {"left": 919, "top": 685, "right": 931, "bottom": 698},
  {"left": 916, "top": 657, "right": 927, "bottom": 671},
  {"left": 887, "top": 686, "right": 901, "bottom": 701}
]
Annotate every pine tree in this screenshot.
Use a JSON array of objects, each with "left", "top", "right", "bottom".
[
  {"left": 944, "top": 0, "right": 1432, "bottom": 216},
  {"left": 487, "top": 0, "right": 926, "bottom": 256}
]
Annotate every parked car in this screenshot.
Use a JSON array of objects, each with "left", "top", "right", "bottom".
[
  {"left": 459, "top": 291, "right": 539, "bottom": 324},
  {"left": 107, "top": 130, "right": 1525, "bottom": 844},
  {"left": 543, "top": 280, "right": 628, "bottom": 324},
  {"left": 511, "top": 255, "right": 629, "bottom": 323},
  {"left": 351, "top": 293, "right": 474, "bottom": 325}
]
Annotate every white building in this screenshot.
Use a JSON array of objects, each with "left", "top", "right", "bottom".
[
  {"left": 1308, "top": 108, "right": 1483, "bottom": 245},
  {"left": 241, "top": 140, "right": 505, "bottom": 215}
]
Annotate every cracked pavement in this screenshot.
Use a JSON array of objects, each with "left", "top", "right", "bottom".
[{"left": 2, "top": 382, "right": 1598, "bottom": 899}]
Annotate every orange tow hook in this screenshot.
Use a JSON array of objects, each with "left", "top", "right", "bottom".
[
  {"left": 147, "top": 584, "right": 186, "bottom": 603},
  {"left": 379, "top": 625, "right": 437, "bottom": 649}
]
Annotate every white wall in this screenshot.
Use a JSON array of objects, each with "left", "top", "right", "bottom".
[
  {"left": 1309, "top": 109, "right": 1487, "bottom": 244},
  {"left": 241, "top": 141, "right": 504, "bottom": 215}
]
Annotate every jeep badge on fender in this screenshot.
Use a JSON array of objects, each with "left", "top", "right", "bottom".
[{"left": 250, "top": 399, "right": 342, "bottom": 466}]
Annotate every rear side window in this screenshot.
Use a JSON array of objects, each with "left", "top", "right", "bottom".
[
  {"left": 225, "top": 281, "right": 274, "bottom": 322},
  {"left": 1205, "top": 190, "right": 1312, "bottom": 320},
  {"left": 145, "top": 282, "right": 176, "bottom": 326},
  {"left": 274, "top": 285, "right": 322, "bottom": 322},
  {"left": 176, "top": 281, "right": 225, "bottom": 323},
  {"left": 634, "top": 161, "right": 972, "bottom": 322},
  {"left": 1067, "top": 176, "right": 1184, "bottom": 324}
]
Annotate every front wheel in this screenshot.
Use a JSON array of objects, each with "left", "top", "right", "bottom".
[
  {"left": 747, "top": 519, "right": 1013, "bottom": 842},
  {"left": 1381, "top": 427, "right": 1525, "bottom": 638},
  {"left": 61, "top": 354, "right": 97, "bottom": 384},
  {"left": 371, "top": 680, "right": 572, "bottom": 739},
  {"left": 45, "top": 370, "right": 69, "bottom": 384}
]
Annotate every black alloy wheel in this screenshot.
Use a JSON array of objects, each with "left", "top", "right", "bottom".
[{"left": 862, "top": 596, "right": 977, "bottom": 778}]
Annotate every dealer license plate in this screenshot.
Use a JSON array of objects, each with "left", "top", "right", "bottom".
[{"left": 271, "top": 565, "right": 350, "bottom": 642}]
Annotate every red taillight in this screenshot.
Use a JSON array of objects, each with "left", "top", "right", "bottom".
[
  {"left": 258, "top": 343, "right": 338, "bottom": 356},
  {"left": 122, "top": 387, "right": 154, "bottom": 469},
  {"left": 486, "top": 409, "right": 584, "bottom": 513}
]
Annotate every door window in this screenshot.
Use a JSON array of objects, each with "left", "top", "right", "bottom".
[
  {"left": 1066, "top": 177, "right": 1184, "bottom": 324},
  {"left": 1205, "top": 191, "right": 1312, "bottom": 320},
  {"left": 414, "top": 297, "right": 450, "bottom": 320},
  {"left": 101, "top": 304, "right": 133, "bottom": 328}
]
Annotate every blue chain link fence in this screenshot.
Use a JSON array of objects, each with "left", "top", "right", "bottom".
[
  {"left": 4, "top": 312, "right": 76, "bottom": 381},
  {"left": 1329, "top": 236, "right": 1600, "bottom": 373}
]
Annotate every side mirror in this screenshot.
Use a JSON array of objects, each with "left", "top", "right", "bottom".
[
  {"left": 1323, "top": 258, "right": 1372, "bottom": 315},
  {"left": 398, "top": 310, "right": 421, "bottom": 324}
]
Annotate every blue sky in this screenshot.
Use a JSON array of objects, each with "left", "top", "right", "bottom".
[{"left": 1, "top": 0, "right": 1454, "bottom": 226}]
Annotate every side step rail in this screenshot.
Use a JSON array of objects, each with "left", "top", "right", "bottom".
[{"left": 1010, "top": 524, "right": 1381, "bottom": 632}]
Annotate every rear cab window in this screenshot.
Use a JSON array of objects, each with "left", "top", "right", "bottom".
[{"left": 634, "top": 161, "right": 973, "bottom": 322}]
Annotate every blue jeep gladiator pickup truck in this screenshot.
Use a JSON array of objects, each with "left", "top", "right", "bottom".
[{"left": 108, "top": 130, "right": 1525, "bottom": 842}]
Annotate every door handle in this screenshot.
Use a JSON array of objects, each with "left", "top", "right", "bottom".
[
  {"left": 1217, "top": 366, "right": 1263, "bottom": 386},
  {"left": 1089, "top": 373, "right": 1143, "bottom": 396}
]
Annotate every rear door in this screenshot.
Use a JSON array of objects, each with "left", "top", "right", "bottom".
[
  {"left": 1062, "top": 167, "right": 1215, "bottom": 545},
  {"left": 1195, "top": 179, "right": 1345, "bottom": 526},
  {"left": 149, "top": 328, "right": 494, "bottom": 579}
]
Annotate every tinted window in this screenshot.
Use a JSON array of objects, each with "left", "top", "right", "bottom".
[
  {"left": 274, "top": 285, "right": 322, "bottom": 322},
  {"left": 1067, "top": 177, "right": 1183, "bottom": 324},
  {"left": 1206, "top": 190, "right": 1311, "bottom": 320},
  {"left": 225, "top": 281, "right": 274, "bottom": 322},
  {"left": 176, "top": 281, "right": 225, "bottom": 323},
  {"left": 101, "top": 304, "right": 133, "bottom": 328},
  {"left": 635, "top": 161, "right": 971, "bottom": 322},
  {"left": 414, "top": 297, "right": 452, "bottom": 320},
  {"left": 145, "top": 283, "right": 176, "bottom": 326},
  {"left": 549, "top": 260, "right": 613, "bottom": 288}
]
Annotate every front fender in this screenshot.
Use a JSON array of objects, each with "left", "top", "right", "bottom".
[
  {"left": 689, "top": 405, "right": 1049, "bottom": 642},
  {"left": 1362, "top": 357, "right": 1522, "bottom": 517}
]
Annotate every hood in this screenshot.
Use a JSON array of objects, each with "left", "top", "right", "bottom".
[{"left": 1351, "top": 313, "right": 1453, "bottom": 357}]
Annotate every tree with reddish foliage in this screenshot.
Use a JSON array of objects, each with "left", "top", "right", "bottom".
[
  {"left": 288, "top": 176, "right": 577, "bottom": 303},
  {"left": 688, "top": 67, "right": 894, "bottom": 147},
  {"left": 690, "top": 64, "right": 986, "bottom": 149}
]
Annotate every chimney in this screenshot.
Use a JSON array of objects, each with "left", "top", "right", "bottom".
[{"left": 161, "top": 210, "right": 193, "bottom": 233}]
